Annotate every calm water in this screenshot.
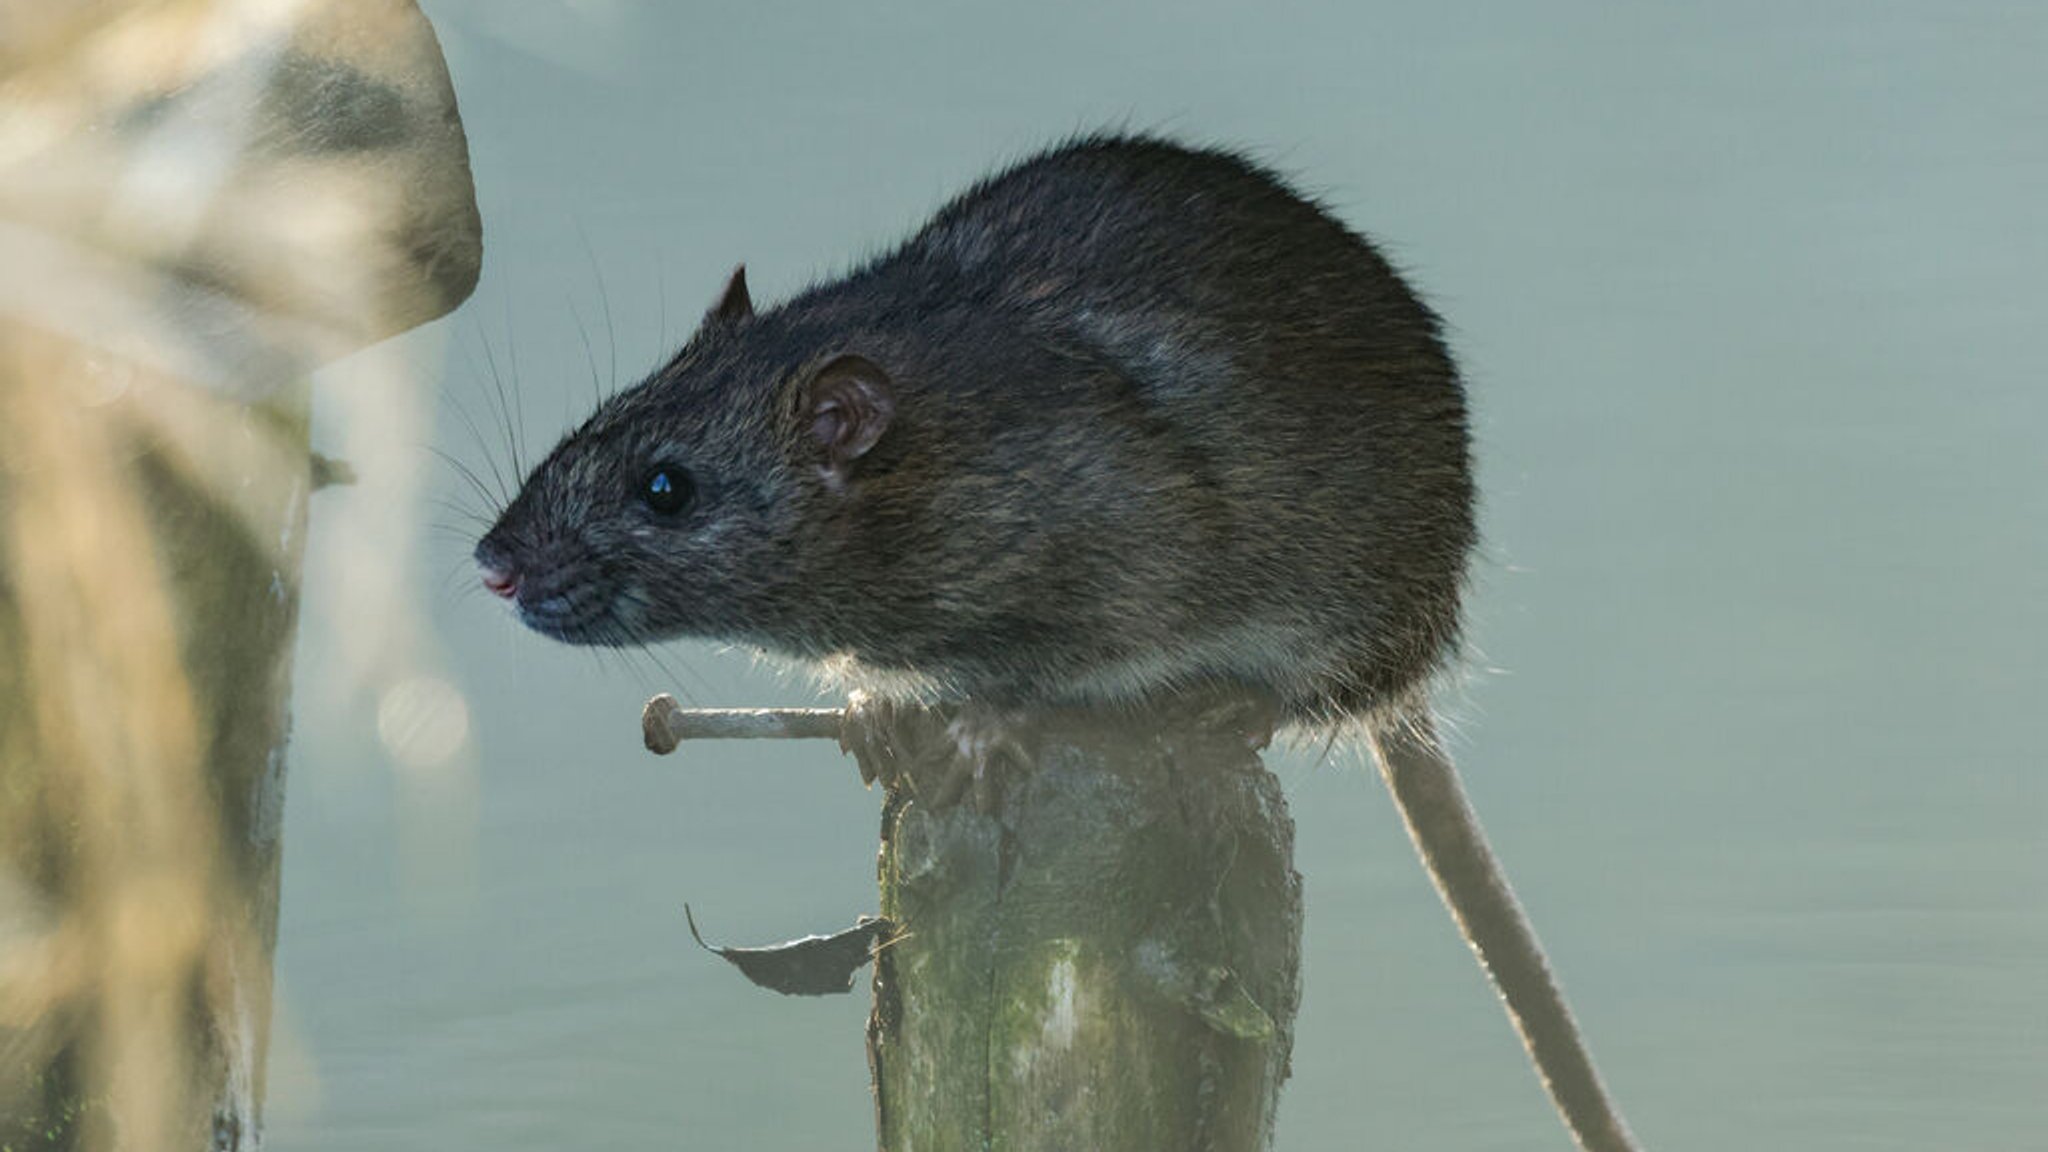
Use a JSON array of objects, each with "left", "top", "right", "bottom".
[{"left": 274, "top": 3, "right": 2047, "bottom": 1148}]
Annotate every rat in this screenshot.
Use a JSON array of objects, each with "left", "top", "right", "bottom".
[{"left": 474, "top": 134, "right": 1639, "bottom": 1152}]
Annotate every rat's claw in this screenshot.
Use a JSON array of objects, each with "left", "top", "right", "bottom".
[{"left": 942, "top": 708, "right": 1034, "bottom": 812}]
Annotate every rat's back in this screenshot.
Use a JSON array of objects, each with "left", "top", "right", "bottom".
[{"left": 882, "top": 136, "right": 1476, "bottom": 719}]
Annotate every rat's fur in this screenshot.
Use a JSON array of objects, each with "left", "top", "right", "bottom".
[{"left": 476, "top": 135, "right": 1474, "bottom": 725}]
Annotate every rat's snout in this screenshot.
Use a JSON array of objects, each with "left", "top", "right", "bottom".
[
  {"left": 474, "top": 541, "right": 520, "bottom": 601},
  {"left": 470, "top": 528, "right": 626, "bottom": 645},
  {"left": 480, "top": 563, "right": 518, "bottom": 600}
]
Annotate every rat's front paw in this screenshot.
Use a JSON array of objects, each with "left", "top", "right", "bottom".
[
  {"left": 842, "top": 695, "right": 1035, "bottom": 811},
  {"left": 938, "top": 706, "right": 1036, "bottom": 812}
]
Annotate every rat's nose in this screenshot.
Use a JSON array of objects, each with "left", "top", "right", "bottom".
[{"left": 478, "top": 559, "right": 519, "bottom": 600}]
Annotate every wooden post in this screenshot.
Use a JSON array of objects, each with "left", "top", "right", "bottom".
[
  {"left": 0, "top": 3, "right": 479, "bottom": 1148},
  {"left": 648, "top": 692, "right": 1304, "bottom": 1150}
]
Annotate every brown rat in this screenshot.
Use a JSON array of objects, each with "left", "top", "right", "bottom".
[
  {"left": 474, "top": 134, "right": 1469, "bottom": 717},
  {"left": 475, "top": 134, "right": 1639, "bottom": 1151}
]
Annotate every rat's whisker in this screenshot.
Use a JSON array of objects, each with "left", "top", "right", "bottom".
[
  {"left": 441, "top": 394, "right": 514, "bottom": 507},
  {"left": 567, "top": 295, "right": 607, "bottom": 414},
  {"left": 500, "top": 295, "right": 531, "bottom": 480},
  {"left": 576, "top": 223, "right": 621, "bottom": 395},
  {"left": 474, "top": 327, "right": 524, "bottom": 483}
]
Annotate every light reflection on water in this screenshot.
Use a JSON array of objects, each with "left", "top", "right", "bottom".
[{"left": 277, "top": 2, "right": 2046, "bottom": 1149}]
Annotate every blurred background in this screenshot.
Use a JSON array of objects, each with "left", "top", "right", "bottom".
[{"left": 214, "top": 1, "right": 2048, "bottom": 1149}]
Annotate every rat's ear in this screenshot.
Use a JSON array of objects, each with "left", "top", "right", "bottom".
[
  {"left": 705, "top": 264, "right": 753, "bottom": 326},
  {"left": 804, "top": 355, "right": 894, "bottom": 481}
]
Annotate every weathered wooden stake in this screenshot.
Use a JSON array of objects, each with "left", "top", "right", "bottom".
[{"left": 648, "top": 691, "right": 1303, "bottom": 1151}]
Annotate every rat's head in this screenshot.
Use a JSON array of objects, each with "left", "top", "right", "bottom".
[{"left": 472, "top": 266, "right": 897, "bottom": 652}]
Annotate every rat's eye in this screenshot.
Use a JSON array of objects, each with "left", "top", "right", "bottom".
[{"left": 638, "top": 465, "right": 694, "bottom": 516}]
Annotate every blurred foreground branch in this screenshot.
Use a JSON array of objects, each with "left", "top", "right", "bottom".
[{"left": 0, "top": 3, "right": 479, "bottom": 1148}]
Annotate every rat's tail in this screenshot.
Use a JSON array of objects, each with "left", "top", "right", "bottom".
[{"left": 1369, "top": 711, "right": 1644, "bottom": 1152}]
